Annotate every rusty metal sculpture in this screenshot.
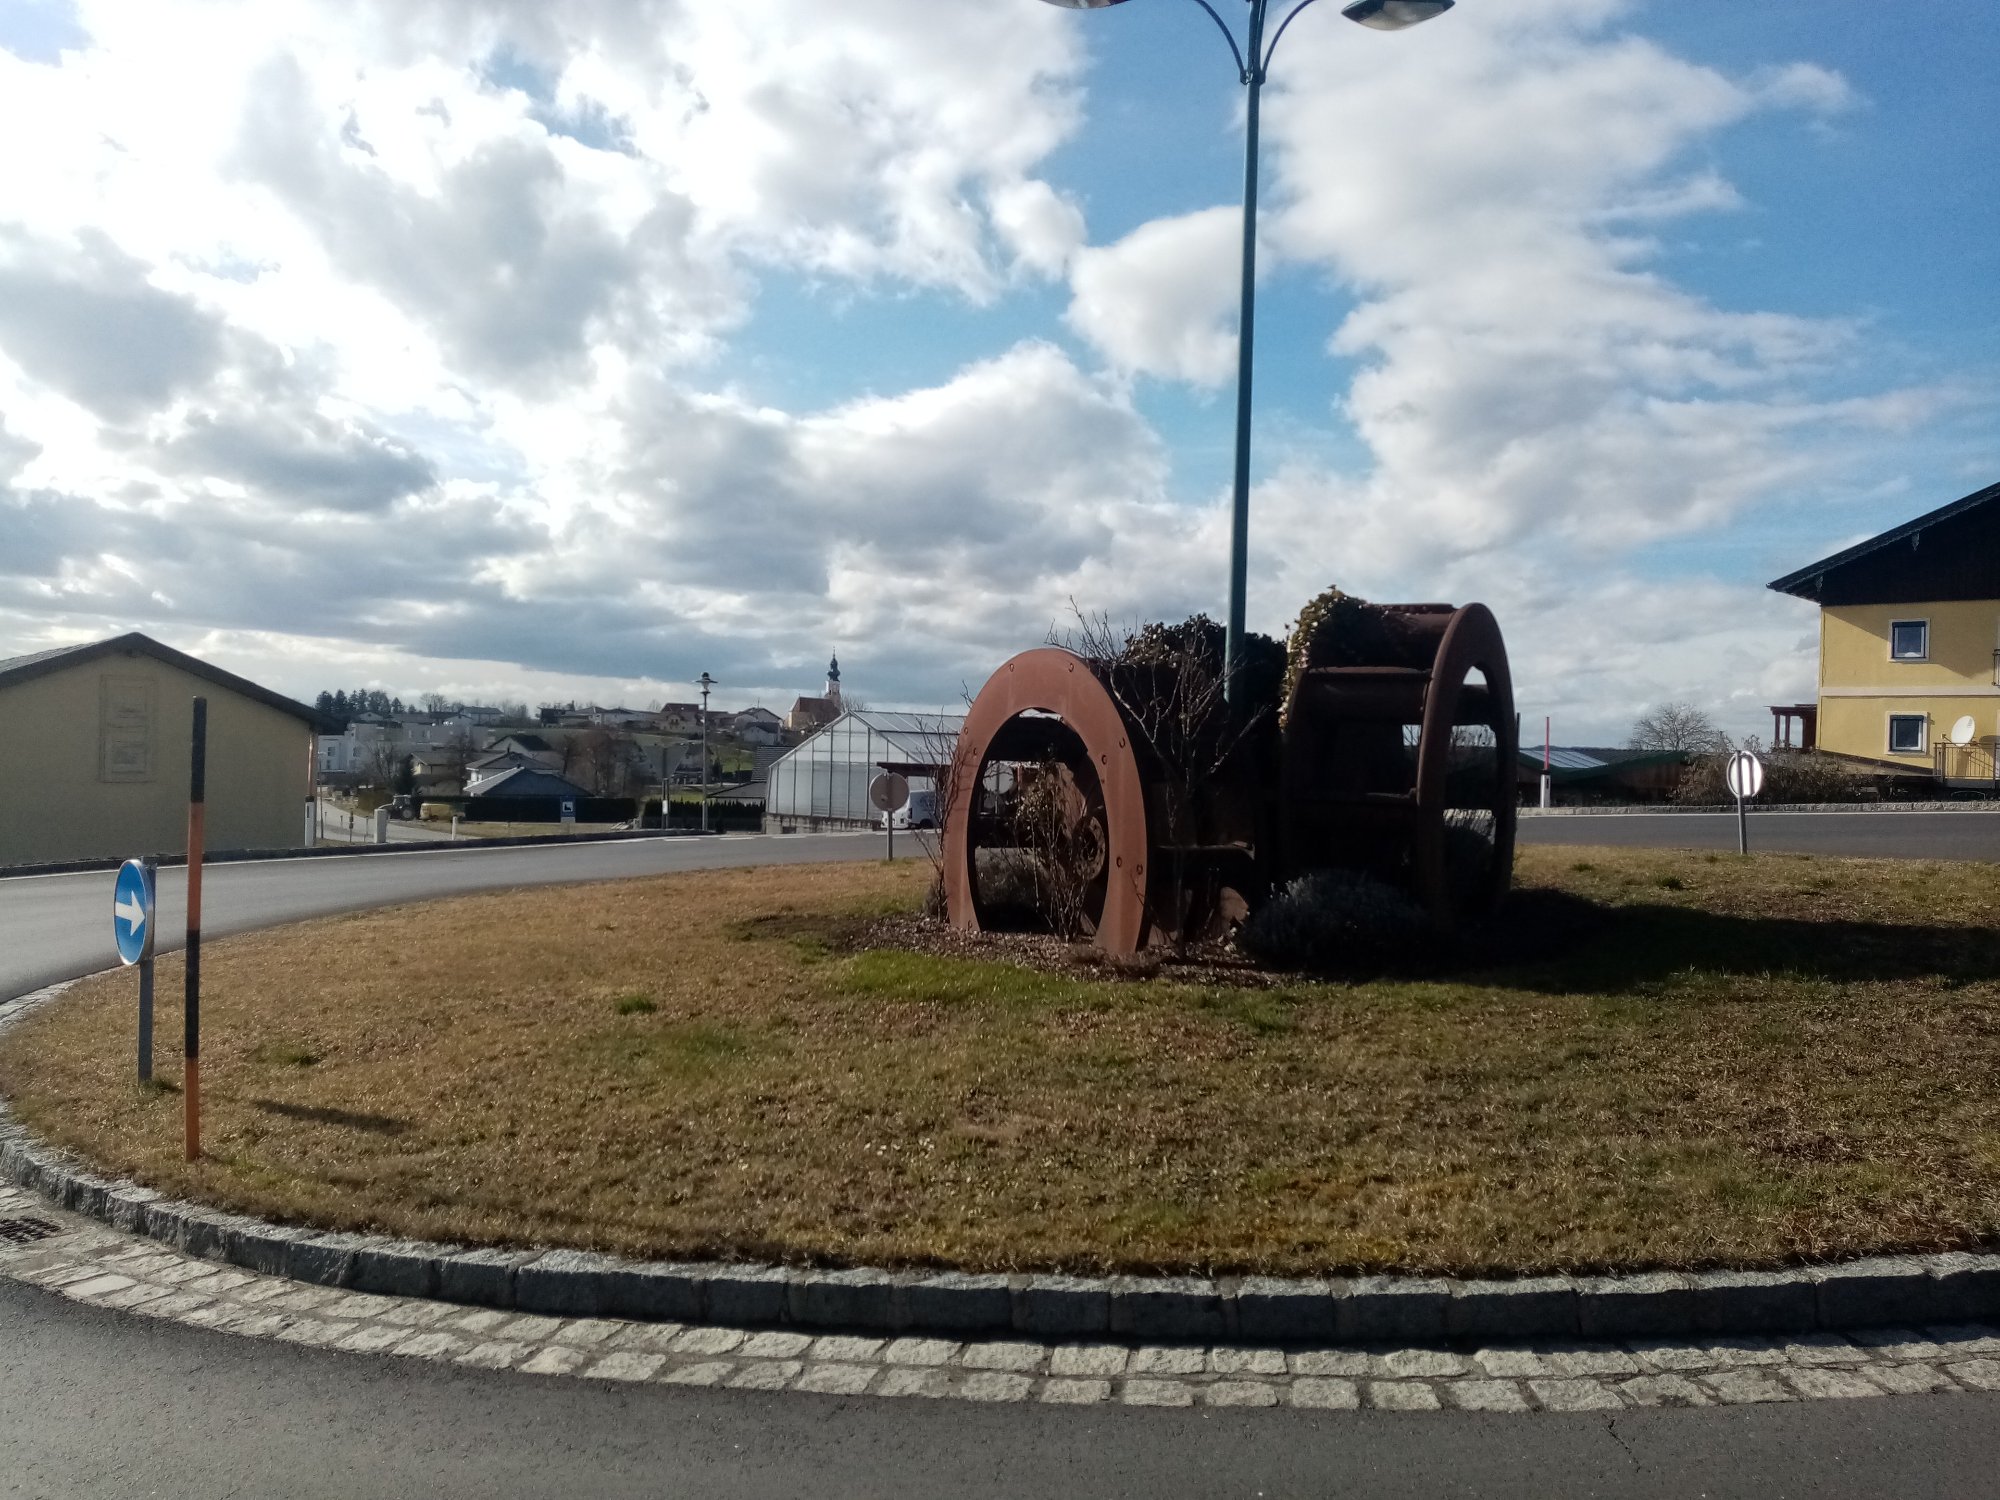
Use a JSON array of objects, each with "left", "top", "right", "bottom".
[{"left": 942, "top": 597, "right": 1517, "bottom": 955}]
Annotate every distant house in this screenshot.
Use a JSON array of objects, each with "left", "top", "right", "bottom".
[
  {"left": 0, "top": 632, "right": 333, "bottom": 865},
  {"left": 729, "top": 707, "right": 784, "bottom": 746},
  {"left": 1518, "top": 746, "right": 1689, "bottom": 805},
  {"left": 462, "top": 765, "right": 593, "bottom": 801},
  {"left": 655, "top": 702, "right": 702, "bottom": 734},
  {"left": 589, "top": 706, "right": 655, "bottom": 729},
  {"left": 483, "top": 733, "right": 563, "bottom": 770},
  {"left": 1768, "top": 479, "right": 2000, "bottom": 787}
]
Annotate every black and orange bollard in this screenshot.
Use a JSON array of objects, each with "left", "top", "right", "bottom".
[{"left": 185, "top": 696, "right": 206, "bottom": 1161}]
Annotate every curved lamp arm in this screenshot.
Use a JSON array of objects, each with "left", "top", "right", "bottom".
[
  {"left": 1182, "top": 0, "right": 1250, "bottom": 81},
  {"left": 1260, "top": 0, "right": 1322, "bottom": 75}
]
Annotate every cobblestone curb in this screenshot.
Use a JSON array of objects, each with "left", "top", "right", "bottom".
[
  {"left": 7, "top": 1185, "right": 2000, "bottom": 1413},
  {"left": 5, "top": 981, "right": 1998, "bottom": 1348}
]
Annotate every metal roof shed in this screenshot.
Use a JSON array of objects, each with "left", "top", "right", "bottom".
[{"left": 764, "top": 710, "right": 963, "bottom": 831}]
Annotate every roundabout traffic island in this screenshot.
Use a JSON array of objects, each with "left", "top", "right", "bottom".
[{"left": 3, "top": 848, "right": 1999, "bottom": 1345}]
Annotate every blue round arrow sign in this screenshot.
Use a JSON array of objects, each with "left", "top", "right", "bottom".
[{"left": 113, "top": 858, "right": 155, "bottom": 966}]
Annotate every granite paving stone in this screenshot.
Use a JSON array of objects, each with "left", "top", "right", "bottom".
[
  {"left": 659, "top": 1361, "right": 735, "bottom": 1387},
  {"left": 958, "top": 1372, "right": 1034, "bottom": 1403},
  {"left": 1700, "top": 1369, "right": 1794, "bottom": 1404},
  {"left": 1529, "top": 1379, "right": 1625, "bottom": 1412},
  {"left": 1942, "top": 1359, "right": 2000, "bottom": 1392},
  {"left": 876, "top": 1367, "right": 954, "bottom": 1399},
  {"left": 809, "top": 1336, "right": 886, "bottom": 1364},
  {"left": 1291, "top": 1350, "right": 1374, "bottom": 1378},
  {"left": 1050, "top": 1344, "right": 1129, "bottom": 1378},
  {"left": 1618, "top": 1374, "right": 1713, "bottom": 1408},
  {"left": 1865, "top": 1363, "right": 1953, "bottom": 1396},
  {"left": 1040, "top": 1378, "right": 1111, "bottom": 1404},
  {"left": 1366, "top": 1382, "right": 1442, "bottom": 1411},
  {"left": 1204, "top": 1381, "right": 1280, "bottom": 1408},
  {"left": 1782, "top": 1367, "right": 1882, "bottom": 1399},
  {"left": 1446, "top": 1380, "right": 1531, "bottom": 1413},
  {"left": 960, "top": 1340, "right": 1044, "bottom": 1372},
  {"left": 727, "top": 1360, "right": 805, "bottom": 1391},
  {"left": 1130, "top": 1346, "right": 1205, "bottom": 1376},
  {"left": 1848, "top": 1328, "right": 1948, "bottom": 1361},
  {"left": 1546, "top": 1345, "right": 1641, "bottom": 1377},
  {"left": 1288, "top": 1378, "right": 1361, "bottom": 1410},
  {"left": 671, "top": 1326, "right": 746, "bottom": 1357},
  {"left": 1778, "top": 1334, "right": 1867, "bottom": 1366},
  {"left": 392, "top": 1331, "right": 467, "bottom": 1361},
  {"left": 1209, "top": 1347, "right": 1287, "bottom": 1376},
  {"left": 795, "top": 1363, "right": 878, "bottom": 1397},
  {"left": 883, "top": 1337, "right": 958, "bottom": 1367},
  {"left": 337, "top": 1325, "right": 411, "bottom": 1355},
  {"left": 275, "top": 1319, "right": 360, "bottom": 1348},
  {"left": 585, "top": 1351, "right": 668, "bottom": 1382},
  {"left": 518, "top": 1346, "right": 590, "bottom": 1377},
  {"left": 1380, "top": 1349, "right": 1472, "bottom": 1379},
  {"left": 1121, "top": 1379, "right": 1195, "bottom": 1408},
  {"left": 610, "top": 1323, "right": 688, "bottom": 1353},
  {"left": 1925, "top": 1325, "right": 2000, "bottom": 1357},
  {"left": 96, "top": 1283, "right": 174, "bottom": 1310},
  {"left": 738, "top": 1331, "right": 814, "bottom": 1360}
]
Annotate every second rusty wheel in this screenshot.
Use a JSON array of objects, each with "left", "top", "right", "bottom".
[{"left": 942, "top": 648, "right": 1152, "bottom": 955}]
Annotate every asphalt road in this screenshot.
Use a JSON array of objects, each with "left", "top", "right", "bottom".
[
  {"left": 0, "top": 831, "right": 890, "bottom": 1002},
  {"left": 8, "top": 812, "right": 1999, "bottom": 1003},
  {"left": 1518, "top": 809, "right": 2000, "bottom": 860},
  {"left": 7, "top": 1278, "right": 1999, "bottom": 1500},
  {"left": 8, "top": 821, "right": 2000, "bottom": 1494}
]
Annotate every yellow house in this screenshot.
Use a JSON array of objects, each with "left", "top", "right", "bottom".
[
  {"left": 0, "top": 632, "right": 332, "bottom": 867},
  {"left": 1768, "top": 480, "right": 2000, "bottom": 787}
]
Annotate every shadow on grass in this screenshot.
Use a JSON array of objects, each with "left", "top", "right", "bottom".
[
  {"left": 247, "top": 1098, "right": 410, "bottom": 1136},
  {"left": 1417, "top": 890, "right": 2000, "bottom": 994}
]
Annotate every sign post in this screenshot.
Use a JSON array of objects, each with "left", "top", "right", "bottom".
[
  {"left": 1724, "top": 749, "right": 1764, "bottom": 856},
  {"left": 185, "top": 697, "right": 206, "bottom": 1161},
  {"left": 870, "top": 771, "right": 910, "bottom": 862},
  {"left": 113, "top": 856, "right": 157, "bottom": 1082}
]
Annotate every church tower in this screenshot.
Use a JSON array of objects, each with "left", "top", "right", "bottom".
[{"left": 825, "top": 653, "right": 841, "bottom": 702}]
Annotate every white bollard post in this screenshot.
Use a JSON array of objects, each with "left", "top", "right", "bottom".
[
  {"left": 1539, "top": 774, "right": 1552, "bottom": 809},
  {"left": 374, "top": 806, "right": 390, "bottom": 845}
]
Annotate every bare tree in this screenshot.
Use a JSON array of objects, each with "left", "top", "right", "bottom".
[
  {"left": 1032, "top": 606, "right": 1277, "bottom": 948},
  {"left": 1628, "top": 702, "right": 1727, "bottom": 754},
  {"left": 421, "top": 692, "right": 451, "bottom": 714}
]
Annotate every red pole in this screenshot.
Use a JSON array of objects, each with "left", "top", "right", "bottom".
[{"left": 185, "top": 697, "right": 206, "bottom": 1161}]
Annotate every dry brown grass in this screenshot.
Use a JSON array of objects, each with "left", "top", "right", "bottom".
[{"left": 4, "top": 847, "right": 1998, "bottom": 1278}]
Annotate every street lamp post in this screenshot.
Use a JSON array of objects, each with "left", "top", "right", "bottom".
[
  {"left": 1037, "top": 0, "right": 1452, "bottom": 697},
  {"left": 697, "top": 671, "right": 717, "bottom": 832}
]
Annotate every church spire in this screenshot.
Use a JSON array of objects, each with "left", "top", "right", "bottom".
[{"left": 826, "top": 653, "right": 841, "bottom": 699}]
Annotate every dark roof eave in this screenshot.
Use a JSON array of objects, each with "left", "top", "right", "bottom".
[
  {"left": 1767, "top": 477, "right": 2000, "bottom": 599},
  {"left": 0, "top": 631, "right": 339, "bottom": 731}
]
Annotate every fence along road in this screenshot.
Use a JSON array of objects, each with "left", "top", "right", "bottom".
[
  {"left": 1518, "top": 808, "right": 2000, "bottom": 861},
  {"left": 0, "top": 831, "right": 893, "bottom": 1004}
]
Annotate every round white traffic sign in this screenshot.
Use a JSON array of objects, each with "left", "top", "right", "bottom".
[
  {"left": 1724, "top": 750, "right": 1765, "bottom": 800},
  {"left": 869, "top": 771, "right": 910, "bottom": 814}
]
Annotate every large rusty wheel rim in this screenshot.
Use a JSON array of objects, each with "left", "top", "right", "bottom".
[
  {"left": 1411, "top": 603, "right": 1518, "bottom": 923},
  {"left": 943, "top": 649, "right": 1151, "bottom": 955}
]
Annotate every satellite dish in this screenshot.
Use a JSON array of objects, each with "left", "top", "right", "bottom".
[{"left": 1948, "top": 715, "right": 1977, "bottom": 747}]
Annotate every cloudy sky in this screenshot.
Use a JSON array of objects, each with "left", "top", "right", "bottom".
[{"left": 0, "top": 0, "right": 1993, "bottom": 739}]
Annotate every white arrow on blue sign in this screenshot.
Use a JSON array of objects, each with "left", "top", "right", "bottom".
[{"left": 113, "top": 858, "right": 155, "bottom": 966}]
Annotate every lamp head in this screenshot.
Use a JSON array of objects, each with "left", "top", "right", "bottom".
[{"left": 1341, "top": 0, "right": 1454, "bottom": 30}]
